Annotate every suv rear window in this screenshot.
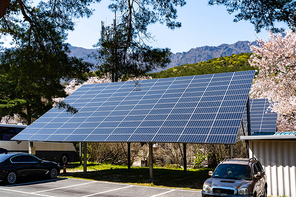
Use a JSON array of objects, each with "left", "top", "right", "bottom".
[{"left": 212, "top": 164, "right": 252, "bottom": 180}]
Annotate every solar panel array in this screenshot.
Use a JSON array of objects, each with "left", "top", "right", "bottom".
[
  {"left": 243, "top": 98, "right": 277, "bottom": 134},
  {"left": 12, "top": 70, "right": 255, "bottom": 144}
]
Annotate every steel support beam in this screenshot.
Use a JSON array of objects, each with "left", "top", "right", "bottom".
[
  {"left": 149, "top": 142, "right": 153, "bottom": 180},
  {"left": 79, "top": 142, "right": 82, "bottom": 165},
  {"left": 246, "top": 97, "right": 251, "bottom": 136},
  {"left": 230, "top": 145, "right": 233, "bottom": 159},
  {"left": 127, "top": 142, "right": 131, "bottom": 170},
  {"left": 246, "top": 97, "right": 252, "bottom": 158},
  {"left": 183, "top": 143, "right": 187, "bottom": 173},
  {"left": 28, "top": 141, "right": 33, "bottom": 154},
  {"left": 83, "top": 142, "right": 87, "bottom": 177}
]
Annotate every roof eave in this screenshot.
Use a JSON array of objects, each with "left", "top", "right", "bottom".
[{"left": 240, "top": 135, "right": 296, "bottom": 140}]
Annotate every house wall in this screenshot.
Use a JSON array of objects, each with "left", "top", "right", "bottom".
[{"left": 249, "top": 140, "right": 296, "bottom": 197}]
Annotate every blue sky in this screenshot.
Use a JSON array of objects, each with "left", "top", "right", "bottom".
[{"left": 66, "top": 1, "right": 272, "bottom": 53}]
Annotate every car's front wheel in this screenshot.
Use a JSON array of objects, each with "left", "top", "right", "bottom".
[
  {"left": 49, "top": 168, "right": 58, "bottom": 179},
  {"left": 6, "top": 171, "right": 17, "bottom": 184}
]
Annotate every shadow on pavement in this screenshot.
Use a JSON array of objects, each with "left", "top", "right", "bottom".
[{"left": 60, "top": 167, "right": 211, "bottom": 190}]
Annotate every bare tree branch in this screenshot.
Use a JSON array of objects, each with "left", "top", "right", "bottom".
[{"left": 0, "top": 0, "right": 11, "bottom": 18}]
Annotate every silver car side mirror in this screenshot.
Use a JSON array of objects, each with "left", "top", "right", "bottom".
[{"left": 254, "top": 173, "right": 262, "bottom": 179}]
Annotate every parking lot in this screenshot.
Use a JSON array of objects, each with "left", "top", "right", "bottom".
[{"left": 0, "top": 178, "right": 202, "bottom": 197}]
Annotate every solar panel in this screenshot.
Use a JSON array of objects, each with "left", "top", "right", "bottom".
[
  {"left": 12, "top": 70, "right": 255, "bottom": 144},
  {"left": 242, "top": 98, "right": 277, "bottom": 134},
  {"left": 243, "top": 98, "right": 277, "bottom": 134}
]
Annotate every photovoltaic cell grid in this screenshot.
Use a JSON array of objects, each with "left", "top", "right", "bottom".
[
  {"left": 243, "top": 98, "right": 277, "bottom": 134},
  {"left": 12, "top": 70, "right": 255, "bottom": 144}
]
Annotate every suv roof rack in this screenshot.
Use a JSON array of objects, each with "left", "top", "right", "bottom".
[
  {"left": 221, "top": 157, "right": 238, "bottom": 163},
  {"left": 221, "top": 157, "right": 257, "bottom": 164}
]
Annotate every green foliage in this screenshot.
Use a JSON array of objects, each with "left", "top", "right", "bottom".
[
  {"left": 93, "top": 20, "right": 171, "bottom": 82},
  {"left": 164, "top": 164, "right": 182, "bottom": 170},
  {"left": 108, "top": 0, "right": 186, "bottom": 32},
  {"left": 193, "top": 145, "right": 211, "bottom": 168},
  {"left": 193, "top": 152, "right": 209, "bottom": 169},
  {"left": 149, "top": 53, "right": 256, "bottom": 78},
  {"left": 0, "top": 8, "right": 92, "bottom": 124},
  {"left": 208, "top": 0, "right": 295, "bottom": 33},
  {"left": 0, "top": 0, "right": 100, "bottom": 35},
  {"left": 56, "top": 102, "right": 79, "bottom": 114},
  {"left": 92, "top": 0, "right": 186, "bottom": 82}
]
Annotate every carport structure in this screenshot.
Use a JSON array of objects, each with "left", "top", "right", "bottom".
[{"left": 12, "top": 70, "right": 255, "bottom": 179}]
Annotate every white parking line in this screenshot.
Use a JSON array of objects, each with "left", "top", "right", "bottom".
[
  {"left": 32, "top": 181, "right": 96, "bottom": 194},
  {"left": 82, "top": 185, "right": 134, "bottom": 197},
  {"left": 3, "top": 179, "right": 59, "bottom": 187},
  {"left": 150, "top": 189, "right": 175, "bottom": 197},
  {"left": 0, "top": 186, "right": 55, "bottom": 197}
]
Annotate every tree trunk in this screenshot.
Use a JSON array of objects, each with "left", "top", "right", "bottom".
[
  {"left": 26, "top": 103, "right": 32, "bottom": 125},
  {"left": 0, "top": 0, "right": 11, "bottom": 18}
]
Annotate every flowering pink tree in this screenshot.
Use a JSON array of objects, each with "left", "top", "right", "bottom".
[{"left": 249, "top": 31, "right": 296, "bottom": 131}]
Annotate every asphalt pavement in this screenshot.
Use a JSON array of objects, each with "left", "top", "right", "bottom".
[{"left": 0, "top": 178, "right": 202, "bottom": 197}]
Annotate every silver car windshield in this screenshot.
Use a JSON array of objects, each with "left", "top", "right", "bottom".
[{"left": 212, "top": 164, "right": 252, "bottom": 180}]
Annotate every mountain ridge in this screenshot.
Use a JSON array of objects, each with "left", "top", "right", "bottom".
[
  {"left": 68, "top": 44, "right": 98, "bottom": 65},
  {"left": 167, "top": 41, "right": 255, "bottom": 71},
  {"left": 68, "top": 40, "right": 255, "bottom": 72}
]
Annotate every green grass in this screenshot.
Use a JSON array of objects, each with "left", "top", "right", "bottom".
[{"left": 60, "top": 162, "right": 211, "bottom": 190}]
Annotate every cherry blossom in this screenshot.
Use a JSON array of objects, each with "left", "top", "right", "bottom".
[{"left": 249, "top": 31, "right": 296, "bottom": 131}]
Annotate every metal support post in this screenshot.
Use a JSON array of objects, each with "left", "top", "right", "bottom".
[
  {"left": 246, "top": 98, "right": 251, "bottom": 158},
  {"left": 28, "top": 141, "right": 32, "bottom": 154},
  {"left": 149, "top": 142, "right": 153, "bottom": 180},
  {"left": 127, "top": 142, "right": 131, "bottom": 170},
  {"left": 83, "top": 142, "right": 87, "bottom": 177},
  {"left": 183, "top": 143, "right": 187, "bottom": 173},
  {"left": 230, "top": 145, "right": 233, "bottom": 159},
  {"left": 79, "top": 142, "right": 82, "bottom": 165},
  {"left": 28, "top": 141, "right": 34, "bottom": 155},
  {"left": 246, "top": 98, "right": 251, "bottom": 136}
]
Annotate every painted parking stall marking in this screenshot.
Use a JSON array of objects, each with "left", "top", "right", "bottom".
[
  {"left": 82, "top": 185, "right": 133, "bottom": 197},
  {"left": 32, "top": 181, "right": 96, "bottom": 194},
  {"left": 0, "top": 186, "right": 54, "bottom": 197},
  {"left": 150, "top": 189, "right": 175, "bottom": 197},
  {"left": 0, "top": 178, "right": 202, "bottom": 197}
]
